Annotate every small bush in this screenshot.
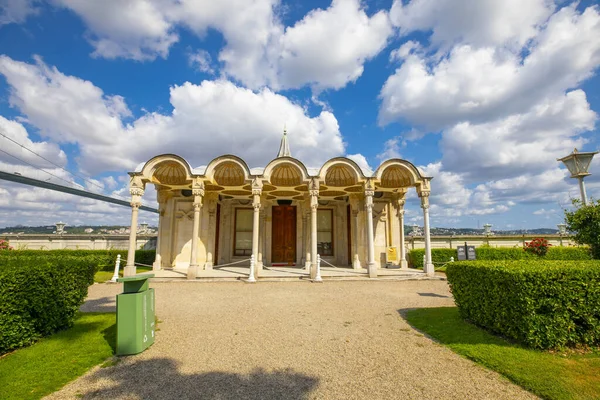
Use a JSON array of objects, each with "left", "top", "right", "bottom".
[
  {"left": 446, "top": 260, "right": 600, "bottom": 349},
  {"left": 524, "top": 238, "right": 551, "bottom": 257},
  {"left": 407, "top": 248, "right": 457, "bottom": 268},
  {"left": 0, "top": 256, "right": 95, "bottom": 354}
]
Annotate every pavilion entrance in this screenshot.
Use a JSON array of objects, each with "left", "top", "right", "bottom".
[{"left": 271, "top": 205, "right": 296, "bottom": 265}]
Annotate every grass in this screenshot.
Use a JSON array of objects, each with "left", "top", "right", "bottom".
[
  {"left": 94, "top": 265, "right": 153, "bottom": 283},
  {"left": 0, "top": 312, "right": 116, "bottom": 400},
  {"left": 405, "top": 307, "right": 600, "bottom": 400}
]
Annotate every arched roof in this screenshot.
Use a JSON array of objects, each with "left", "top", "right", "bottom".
[
  {"left": 263, "top": 157, "right": 310, "bottom": 184},
  {"left": 318, "top": 157, "right": 367, "bottom": 183},
  {"left": 203, "top": 155, "right": 252, "bottom": 185},
  {"left": 137, "top": 154, "right": 194, "bottom": 184},
  {"left": 373, "top": 159, "right": 430, "bottom": 188}
]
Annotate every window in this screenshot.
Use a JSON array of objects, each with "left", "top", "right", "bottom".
[
  {"left": 234, "top": 209, "right": 253, "bottom": 256},
  {"left": 317, "top": 209, "right": 333, "bottom": 256}
]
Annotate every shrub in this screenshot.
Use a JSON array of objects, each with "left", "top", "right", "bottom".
[
  {"left": 0, "top": 239, "right": 12, "bottom": 250},
  {"left": 0, "top": 255, "right": 95, "bottom": 354},
  {"left": 446, "top": 260, "right": 600, "bottom": 349},
  {"left": 407, "top": 248, "right": 457, "bottom": 268},
  {"left": 0, "top": 249, "right": 156, "bottom": 272},
  {"left": 546, "top": 246, "right": 592, "bottom": 260},
  {"left": 565, "top": 199, "right": 600, "bottom": 258},
  {"left": 524, "top": 237, "right": 551, "bottom": 257}
]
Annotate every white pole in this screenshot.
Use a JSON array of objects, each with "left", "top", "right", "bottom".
[
  {"left": 315, "top": 254, "right": 323, "bottom": 282},
  {"left": 110, "top": 254, "right": 121, "bottom": 283},
  {"left": 423, "top": 254, "right": 426, "bottom": 270},
  {"left": 248, "top": 254, "right": 256, "bottom": 283},
  {"left": 578, "top": 176, "right": 588, "bottom": 206}
]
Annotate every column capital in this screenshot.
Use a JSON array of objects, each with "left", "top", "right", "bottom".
[{"left": 130, "top": 187, "right": 144, "bottom": 197}]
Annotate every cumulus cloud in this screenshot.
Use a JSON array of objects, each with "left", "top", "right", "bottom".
[
  {"left": 0, "top": 0, "right": 41, "bottom": 26},
  {"left": 380, "top": 4, "right": 600, "bottom": 129},
  {"left": 0, "top": 56, "right": 346, "bottom": 175},
  {"left": 390, "top": 0, "right": 554, "bottom": 49},
  {"left": 51, "top": 0, "right": 392, "bottom": 91},
  {"left": 345, "top": 153, "right": 373, "bottom": 176}
]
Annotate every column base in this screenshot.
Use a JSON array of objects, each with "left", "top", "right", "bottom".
[
  {"left": 352, "top": 256, "right": 361, "bottom": 270},
  {"left": 204, "top": 262, "right": 213, "bottom": 270},
  {"left": 123, "top": 265, "right": 136, "bottom": 277},
  {"left": 187, "top": 265, "right": 198, "bottom": 280},
  {"left": 309, "top": 263, "right": 317, "bottom": 279},
  {"left": 399, "top": 259, "right": 408, "bottom": 270},
  {"left": 424, "top": 263, "right": 435, "bottom": 277},
  {"left": 152, "top": 259, "right": 162, "bottom": 271},
  {"left": 368, "top": 263, "right": 377, "bottom": 278}
]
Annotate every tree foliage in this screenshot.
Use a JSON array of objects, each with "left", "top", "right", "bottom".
[{"left": 565, "top": 199, "right": 600, "bottom": 259}]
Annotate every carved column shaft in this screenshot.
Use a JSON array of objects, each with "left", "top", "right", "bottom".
[
  {"left": 397, "top": 196, "right": 408, "bottom": 269},
  {"left": 188, "top": 185, "right": 204, "bottom": 280},
  {"left": 309, "top": 179, "right": 319, "bottom": 279},
  {"left": 421, "top": 193, "right": 434, "bottom": 276},
  {"left": 125, "top": 184, "right": 144, "bottom": 277}
]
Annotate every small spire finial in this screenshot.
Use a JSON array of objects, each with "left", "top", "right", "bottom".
[{"left": 277, "top": 125, "right": 291, "bottom": 158}]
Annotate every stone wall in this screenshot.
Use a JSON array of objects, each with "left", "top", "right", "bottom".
[
  {"left": 2, "top": 234, "right": 157, "bottom": 250},
  {"left": 406, "top": 234, "right": 573, "bottom": 250}
]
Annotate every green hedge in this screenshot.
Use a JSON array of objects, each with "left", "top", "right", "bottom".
[
  {"left": 407, "top": 246, "right": 592, "bottom": 267},
  {"left": 0, "top": 249, "right": 156, "bottom": 272},
  {"left": 407, "top": 249, "right": 457, "bottom": 267},
  {"left": 0, "top": 256, "right": 95, "bottom": 355},
  {"left": 446, "top": 260, "right": 600, "bottom": 349}
]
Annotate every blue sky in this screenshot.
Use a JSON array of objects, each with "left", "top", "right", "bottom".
[{"left": 0, "top": 0, "right": 599, "bottom": 230}]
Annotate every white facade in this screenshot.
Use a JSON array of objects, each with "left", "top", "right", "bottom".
[{"left": 125, "top": 134, "right": 435, "bottom": 278}]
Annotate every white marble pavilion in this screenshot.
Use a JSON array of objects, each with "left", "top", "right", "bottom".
[{"left": 124, "top": 132, "right": 435, "bottom": 279}]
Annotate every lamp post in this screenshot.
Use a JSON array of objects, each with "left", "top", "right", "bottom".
[
  {"left": 557, "top": 148, "right": 598, "bottom": 205},
  {"left": 483, "top": 224, "right": 492, "bottom": 236}
]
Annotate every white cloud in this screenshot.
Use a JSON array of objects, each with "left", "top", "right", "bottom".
[
  {"left": 53, "top": 0, "right": 178, "bottom": 61},
  {"left": 0, "top": 56, "right": 346, "bottom": 175},
  {"left": 390, "top": 0, "right": 554, "bottom": 49},
  {"left": 377, "top": 136, "right": 404, "bottom": 160},
  {"left": 51, "top": 0, "right": 392, "bottom": 91},
  {"left": 379, "top": 4, "right": 600, "bottom": 129},
  {"left": 0, "top": 116, "right": 67, "bottom": 169},
  {"left": 188, "top": 50, "right": 214, "bottom": 74},
  {"left": 345, "top": 153, "right": 373, "bottom": 176},
  {"left": 0, "top": 0, "right": 40, "bottom": 26},
  {"left": 441, "top": 90, "right": 596, "bottom": 181}
]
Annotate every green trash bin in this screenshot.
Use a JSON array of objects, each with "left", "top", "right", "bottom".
[{"left": 116, "top": 274, "right": 155, "bottom": 356}]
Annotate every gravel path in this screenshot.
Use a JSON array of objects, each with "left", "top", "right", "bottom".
[{"left": 48, "top": 280, "right": 536, "bottom": 399}]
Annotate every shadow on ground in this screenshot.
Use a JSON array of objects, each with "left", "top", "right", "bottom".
[
  {"left": 417, "top": 292, "right": 451, "bottom": 298},
  {"left": 76, "top": 358, "right": 319, "bottom": 400},
  {"left": 80, "top": 296, "right": 116, "bottom": 313}
]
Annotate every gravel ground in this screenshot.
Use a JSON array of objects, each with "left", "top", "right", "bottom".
[{"left": 47, "top": 280, "right": 536, "bottom": 400}]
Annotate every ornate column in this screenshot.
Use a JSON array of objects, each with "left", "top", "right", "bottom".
[
  {"left": 153, "top": 191, "right": 168, "bottom": 271},
  {"left": 350, "top": 196, "right": 360, "bottom": 269},
  {"left": 309, "top": 179, "right": 319, "bottom": 279},
  {"left": 188, "top": 182, "right": 204, "bottom": 280},
  {"left": 125, "top": 177, "right": 145, "bottom": 276},
  {"left": 251, "top": 178, "right": 262, "bottom": 280},
  {"left": 396, "top": 193, "right": 408, "bottom": 269},
  {"left": 365, "top": 180, "right": 376, "bottom": 278},
  {"left": 204, "top": 194, "right": 217, "bottom": 270},
  {"left": 419, "top": 179, "right": 434, "bottom": 276},
  {"left": 301, "top": 208, "right": 308, "bottom": 267},
  {"left": 258, "top": 205, "right": 266, "bottom": 269}
]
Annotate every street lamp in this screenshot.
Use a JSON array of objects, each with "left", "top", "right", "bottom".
[
  {"left": 557, "top": 148, "right": 598, "bottom": 205},
  {"left": 557, "top": 223, "right": 567, "bottom": 236},
  {"left": 483, "top": 223, "right": 493, "bottom": 236}
]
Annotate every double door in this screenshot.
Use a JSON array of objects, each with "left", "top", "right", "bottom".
[{"left": 271, "top": 205, "right": 296, "bottom": 264}]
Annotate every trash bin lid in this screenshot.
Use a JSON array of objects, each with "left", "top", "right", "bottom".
[{"left": 117, "top": 273, "right": 154, "bottom": 293}]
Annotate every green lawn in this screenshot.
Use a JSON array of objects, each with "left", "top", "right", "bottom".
[
  {"left": 405, "top": 307, "right": 600, "bottom": 400},
  {"left": 0, "top": 313, "right": 116, "bottom": 400},
  {"left": 94, "top": 266, "right": 153, "bottom": 283}
]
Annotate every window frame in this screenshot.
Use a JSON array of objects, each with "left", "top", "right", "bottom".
[
  {"left": 317, "top": 208, "right": 334, "bottom": 256},
  {"left": 233, "top": 208, "right": 253, "bottom": 256}
]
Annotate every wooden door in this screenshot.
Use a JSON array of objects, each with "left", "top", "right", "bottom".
[{"left": 272, "top": 205, "right": 296, "bottom": 264}]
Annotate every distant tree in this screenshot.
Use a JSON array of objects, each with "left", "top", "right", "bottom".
[{"left": 564, "top": 199, "right": 600, "bottom": 259}]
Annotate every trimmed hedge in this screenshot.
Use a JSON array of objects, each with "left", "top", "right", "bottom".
[
  {"left": 407, "top": 248, "right": 457, "bottom": 267},
  {"left": 0, "top": 249, "right": 156, "bottom": 272},
  {"left": 446, "top": 260, "right": 600, "bottom": 349},
  {"left": 407, "top": 246, "right": 592, "bottom": 267},
  {"left": 0, "top": 255, "right": 95, "bottom": 355}
]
